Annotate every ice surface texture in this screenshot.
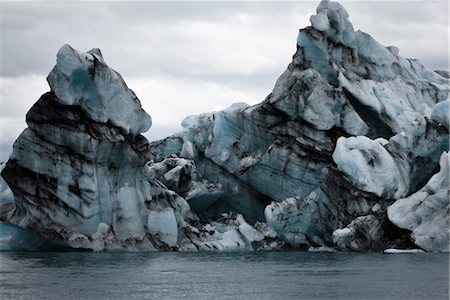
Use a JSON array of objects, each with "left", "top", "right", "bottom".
[
  {"left": 388, "top": 153, "right": 449, "bottom": 252},
  {"left": 47, "top": 45, "right": 152, "bottom": 136}
]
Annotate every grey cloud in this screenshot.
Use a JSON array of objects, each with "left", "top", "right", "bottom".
[
  {"left": 1, "top": 1, "right": 304, "bottom": 91},
  {"left": 344, "top": 0, "right": 447, "bottom": 25},
  {"left": 0, "top": 1, "right": 239, "bottom": 77},
  {"left": 2, "top": 1, "right": 447, "bottom": 79}
]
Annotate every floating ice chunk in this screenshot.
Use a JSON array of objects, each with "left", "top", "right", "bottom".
[
  {"left": 308, "top": 245, "right": 336, "bottom": 252},
  {"left": 384, "top": 248, "right": 424, "bottom": 254},
  {"left": 147, "top": 208, "right": 178, "bottom": 247},
  {"left": 333, "top": 136, "right": 407, "bottom": 198}
]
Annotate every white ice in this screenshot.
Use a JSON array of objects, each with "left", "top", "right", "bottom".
[
  {"left": 388, "top": 152, "right": 449, "bottom": 252},
  {"left": 47, "top": 44, "right": 152, "bottom": 136},
  {"left": 332, "top": 136, "right": 407, "bottom": 198}
]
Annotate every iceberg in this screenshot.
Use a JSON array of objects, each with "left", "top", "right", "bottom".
[
  {"left": 149, "top": 0, "right": 448, "bottom": 252},
  {"left": 0, "top": 44, "right": 277, "bottom": 252},
  {"left": 1, "top": 0, "right": 448, "bottom": 252},
  {"left": 1, "top": 45, "right": 193, "bottom": 251},
  {"left": 384, "top": 248, "right": 425, "bottom": 254}
]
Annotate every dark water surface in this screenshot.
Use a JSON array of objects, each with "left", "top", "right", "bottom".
[{"left": 0, "top": 251, "right": 448, "bottom": 299}]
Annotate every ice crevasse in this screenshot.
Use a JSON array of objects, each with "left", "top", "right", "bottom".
[{"left": 1, "top": 0, "right": 449, "bottom": 252}]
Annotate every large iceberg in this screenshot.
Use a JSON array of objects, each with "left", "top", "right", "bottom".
[
  {"left": 1, "top": 0, "right": 448, "bottom": 252},
  {"left": 148, "top": 0, "right": 449, "bottom": 251},
  {"left": 0, "top": 45, "right": 278, "bottom": 251}
]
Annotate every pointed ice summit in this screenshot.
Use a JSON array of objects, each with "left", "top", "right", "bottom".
[
  {"left": 48, "top": 45, "right": 152, "bottom": 135},
  {"left": 1, "top": 0, "right": 448, "bottom": 252}
]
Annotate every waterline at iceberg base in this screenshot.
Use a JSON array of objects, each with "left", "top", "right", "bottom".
[{"left": 0, "top": 0, "right": 448, "bottom": 252}]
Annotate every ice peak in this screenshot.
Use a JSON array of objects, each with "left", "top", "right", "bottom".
[
  {"left": 47, "top": 44, "right": 151, "bottom": 136},
  {"left": 310, "top": 0, "right": 353, "bottom": 38},
  {"left": 316, "top": 0, "right": 348, "bottom": 18},
  {"left": 295, "top": 0, "right": 447, "bottom": 86},
  {"left": 87, "top": 48, "right": 104, "bottom": 59}
]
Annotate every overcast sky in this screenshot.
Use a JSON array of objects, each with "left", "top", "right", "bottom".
[{"left": 0, "top": 0, "right": 448, "bottom": 161}]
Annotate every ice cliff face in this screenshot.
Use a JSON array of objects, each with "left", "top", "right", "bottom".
[{"left": 1, "top": 0, "right": 448, "bottom": 252}]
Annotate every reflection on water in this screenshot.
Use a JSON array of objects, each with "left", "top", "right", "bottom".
[{"left": 0, "top": 251, "right": 448, "bottom": 299}]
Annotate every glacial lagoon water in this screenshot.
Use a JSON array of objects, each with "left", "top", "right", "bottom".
[{"left": 0, "top": 251, "right": 448, "bottom": 299}]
